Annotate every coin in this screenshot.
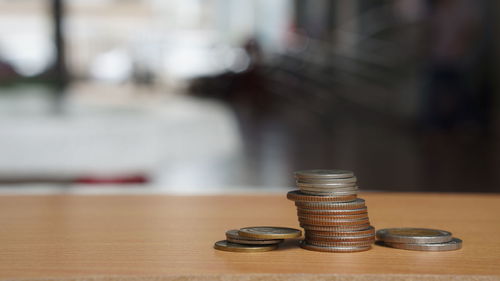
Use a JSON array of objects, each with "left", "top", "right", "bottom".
[
  {"left": 300, "top": 223, "right": 371, "bottom": 231},
  {"left": 376, "top": 228, "right": 452, "bottom": 244},
  {"left": 297, "top": 176, "right": 357, "bottom": 184},
  {"left": 299, "top": 189, "right": 358, "bottom": 196},
  {"left": 305, "top": 226, "right": 375, "bottom": 237},
  {"left": 226, "top": 237, "right": 283, "bottom": 245},
  {"left": 213, "top": 240, "right": 279, "bottom": 252},
  {"left": 305, "top": 239, "right": 374, "bottom": 247},
  {"left": 238, "top": 226, "right": 302, "bottom": 239},
  {"left": 297, "top": 182, "right": 357, "bottom": 188},
  {"left": 383, "top": 238, "right": 462, "bottom": 251},
  {"left": 295, "top": 169, "right": 354, "bottom": 179},
  {"left": 295, "top": 198, "right": 365, "bottom": 210},
  {"left": 225, "top": 230, "right": 283, "bottom": 245},
  {"left": 297, "top": 207, "right": 368, "bottom": 215},
  {"left": 305, "top": 233, "right": 375, "bottom": 242},
  {"left": 287, "top": 190, "right": 357, "bottom": 202},
  {"left": 297, "top": 213, "right": 368, "bottom": 220},
  {"left": 300, "top": 241, "right": 371, "bottom": 252},
  {"left": 298, "top": 185, "right": 359, "bottom": 192},
  {"left": 299, "top": 218, "right": 370, "bottom": 226}
]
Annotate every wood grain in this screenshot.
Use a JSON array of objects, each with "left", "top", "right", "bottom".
[{"left": 0, "top": 193, "right": 499, "bottom": 281}]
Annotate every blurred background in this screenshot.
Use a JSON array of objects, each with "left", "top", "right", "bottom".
[{"left": 0, "top": 0, "right": 499, "bottom": 194}]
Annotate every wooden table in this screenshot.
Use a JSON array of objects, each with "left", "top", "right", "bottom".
[{"left": 0, "top": 193, "right": 499, "bottom": 281}]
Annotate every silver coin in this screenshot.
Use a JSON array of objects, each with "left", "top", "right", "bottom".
[
  {"left": 305, "top": 233, "right": 375, "bottom": 242},
  {"left": 295, "top": 169, "right": 354, "bottom": 179},
  {"left": 301, "top": 223, "right": 371, "bottom": 231},
  {"left": 297, "top": 182, "right": 357, "bottom": 189},
  {"left": 305, "top": 239, "right": 374, "bottom": 247},
  {"left": 295, "top": 198, "right": 365, "bottom": 210},
  {"left": 297, "top": 176, "right": 357, "bottom": 184},
  {"left": 298, "top": 185, "right": 359, "bottom": 191},
  {"left": 299, "top": 189, "right": 358, "bottom": 196},
  {"left": 298, "top": 213, "right": 369, "bottom": 221},
  {"left": 305, "top": 226, "right": 375, "bottom": 237},
  {"left": 300, "top": 241, "right": 371, "bottom": 252},
  {"left": 376, "top": 228, "right": 452, "bottom": 244},
  {"left": 383, "top": 237, "right": 462, "bottom": 251},
  {"left": 297, "top": 206, "right": 368, "bottom": 215}
]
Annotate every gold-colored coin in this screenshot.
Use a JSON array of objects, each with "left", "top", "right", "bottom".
[
  {"left": 238, "top": 226, "right": 302, "bottom": 239},
  {"left": 225, "top": 229, "right": 283, "bottom": 245},
  {"left": 213, "top": 240, "right": 278, "bottom": 252}
]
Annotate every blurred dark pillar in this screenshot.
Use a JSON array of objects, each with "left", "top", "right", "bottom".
[
  {"left": 294, "top": 0, "right": 335, "bottom": 40},
  {"left": 51, "top": 0, "right": 68, "bottom": 88}
]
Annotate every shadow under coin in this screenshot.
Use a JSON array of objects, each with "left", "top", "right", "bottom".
[{"left": 276, "top": 238, "right": 302, "bottom": 251}]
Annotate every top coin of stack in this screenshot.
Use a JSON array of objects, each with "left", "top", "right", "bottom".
[{"left": 287, "top": 169, "right": 375, "bottom": 252}]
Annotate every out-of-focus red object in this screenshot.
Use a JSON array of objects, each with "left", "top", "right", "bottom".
[{"left": 75, "top": 175, "right": 148, "bottom": 184}]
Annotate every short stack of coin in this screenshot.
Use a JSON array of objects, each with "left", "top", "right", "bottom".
[
  {"left": 214, "top": 226, "right": 302, "bottom": 252},
  {"left": 287, "top": 169, "right": 375, "bottom": 252},
  {"left": 376, "top": 228, "right": 463, "bottom": 251}
]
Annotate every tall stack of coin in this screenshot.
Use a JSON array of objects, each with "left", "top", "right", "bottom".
[{"left": 287, "top": 169, "right": 375, "bottom": 252}]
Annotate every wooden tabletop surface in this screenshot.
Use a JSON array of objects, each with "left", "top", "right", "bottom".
[{"left": 0, "top": 192, "right": 499, "bottom": 281}]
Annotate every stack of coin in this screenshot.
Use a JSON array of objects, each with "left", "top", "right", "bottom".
[
  {"left": 214, "top": 226, "right": 302, "bottom": 252},
  {"left": 376, "top": 228, "right": 463, "bottom": 251},
  {"left": 287, "top": 169, "right": 375, "bottom": 252}
]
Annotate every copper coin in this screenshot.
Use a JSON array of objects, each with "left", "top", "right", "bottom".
[
  {"left": 214, "top": 240, "right": 278, "bottom": 252},
  {"left": 287, "top": 190, "right": 357, "bottom": 202}
]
